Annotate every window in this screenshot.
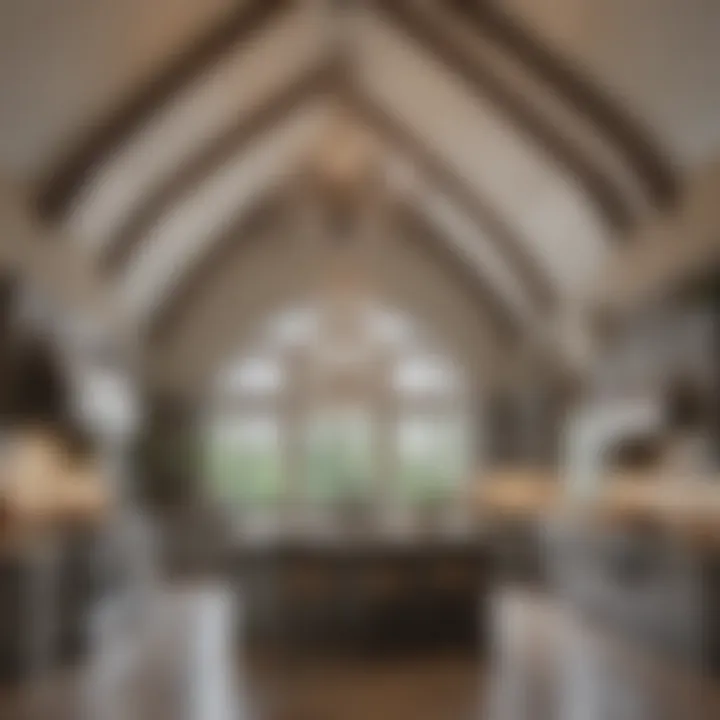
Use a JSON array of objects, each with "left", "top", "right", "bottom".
[
  {"left": 267, "top": 308, "right": 318, "bottom": 347},
  {"left": 393, "top": 356, "right": 456, "bottom": 395},
  {"left": 304, "top": 407, "right": 373, "bottom": 504},
  {"left": 397, "top": 416, "right": 467, "bottom": 503},
  {"left": 203, "top": 303, "right": 473, "bottom": 515},
  {"left": 206, "top": 417, "right": 282, "bottom": 506},
  {"left": 219, "top": 357, "right": 283, "bottom": 394}
]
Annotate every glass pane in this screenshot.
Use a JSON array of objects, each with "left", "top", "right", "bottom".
[
  {"left": 218, "top": 357, "right": 284, "bottom": 394},
  {"left": 397, "top": 416, "right": 467, "bottom": 503},
  {"left": 205, "top": 417, "right": 282, "bottom": 506},
  {"left": 304, "top": 407, "right": 373, "bottom": 504},
  {"left": 393, "top": 356, "right": 456, "bottom": 395}
]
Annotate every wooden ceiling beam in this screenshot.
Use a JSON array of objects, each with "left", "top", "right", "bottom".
[
  {"left": 147, "top": 188, "right": 289, "bottom": 345},
  {"left": 35, "top": 0, "right": 292, "bottom": 221},
  {"left": 446, "top": 0, "right": 679, "bottom": 207},
  {"left": 371, "top": 0, "right": 635, "bottom": 233},
  {"left": 101, "top": 60, "right": 337, "bottom": 274},
  {"left": 342, "top": 87, "right": 557, "bottom": 313},
  {"left": 394, "top": 201, "right": 521, "bottom": 346}
]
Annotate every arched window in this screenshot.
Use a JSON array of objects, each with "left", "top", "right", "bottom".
[
  {"left": 304, "top": 405, "right": 373, "bottom": 504},
  {"left": 203, "top": 303, "right": 473, "bottom": 516},
  {"left": 206, "top": 415, "right": 283, "bottom": 506},
  {"left": 394, "top": 355, "right": 469, "bottom": 505}
]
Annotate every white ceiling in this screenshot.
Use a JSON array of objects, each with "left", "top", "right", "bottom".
[
  {"left": 500, "top": 0, "right": 720, "bottom": 170},
  {"left": 66, "top": 2, "right": 328, "bottom": 254},
  {"left": 353, "top": 8, "right": 607, "bottom": 301},
  {"left": 0, "top": 0, "right": 238, "bottom": 183},
  {"left": 0, "top": 0, "right": 714, "bottom": 383}
]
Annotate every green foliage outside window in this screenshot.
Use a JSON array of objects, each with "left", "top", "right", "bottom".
[
  {"left": 397, "top": 417, "right": 466, "bottom": 504},
  {"left": 206, "top": 421, "right": 282, "bottom": 506},
  {"left": 304, "top": 412, "right": 372, "bottom": 504},
  {"left": 205, "top": 414, "right": 467, "bottom": 507}
]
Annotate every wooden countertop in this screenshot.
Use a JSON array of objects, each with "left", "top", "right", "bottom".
[{"left": 471, "top": 470, "right": 720, "bottom": 548}]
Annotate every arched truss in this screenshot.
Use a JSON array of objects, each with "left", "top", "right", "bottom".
[
  {"left": 23, "top": 0, "right": 677, "bottom": 380},
  {"left": 442, "top": 0, "right": 676, "bottom": 204},
  {"left": 36, "top": 0, "right": 295, "bottom": 219},
  {"left": 596, "top": 159, "right": 720, "bottom": 315}
]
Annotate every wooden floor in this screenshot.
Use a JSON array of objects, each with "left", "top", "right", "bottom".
[
  {"left": 0, "top": 585, "right": 483, "bottom": 720},
  {"left": 243, "top": 654, "right": 483, "bottom": 720},
  {"left": 2, "top": 583, "right": 720, "bottom": 720}
]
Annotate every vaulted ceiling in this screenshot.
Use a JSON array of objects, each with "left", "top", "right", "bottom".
[{"left": 1, "top": 0, "right": 713, "bottom": 389}]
